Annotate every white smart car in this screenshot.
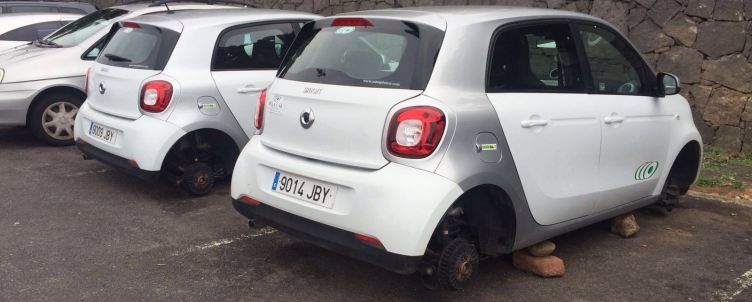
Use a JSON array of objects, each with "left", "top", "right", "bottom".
[
  {"left": 0, "top": 2, "right": 235, "bottom": 146},
  {"left": 230, "top": 7, "right": 703, "bottom": 289},
  {"left": 75, "top": 9, "right": 318, "bottom": 195}
]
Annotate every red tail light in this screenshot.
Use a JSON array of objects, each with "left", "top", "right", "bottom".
[
  {"left": 84, "top": 67, "right": 91, "bottom": 96},
  {"left": 354, "top": 233, "right": 384, "bottom": 249},
  {"left": 331, "top": 18, "right": 373, "bottom": 27},
  {"left": 387, "top": 106, "right": 446, "bottom": 159},
  {"left": 140, "top": 80, "right": 173, "bottom": 112},
  {"left": 254, "top": 89, "right": 266, "bottom": 130}
]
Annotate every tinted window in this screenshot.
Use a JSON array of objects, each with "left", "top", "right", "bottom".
[
  {"left": 279, "top": 19, "right": 444, "bottom": 90},
  {"left": 213, "top": 23, "right": 295, "bottom": 70},
  {"left": 0, "top": 21, "right": 63, "bottom": 41},
  {"left": 577, "top": 24, "right": 652, "bottom": 95},
  {"left": 8, "top": 6, "right": 55, "bottom": 13},
  {"left": 44, "top": 8, "right": 128, "bottom": 47},
  {"left": 96, "top": 24, "right": 180, "bottom": 70},
  {"left": 488, "top": 24, "right": 583, "bottom": 92}
]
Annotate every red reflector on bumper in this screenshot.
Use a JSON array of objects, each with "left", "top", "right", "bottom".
[
  {"left": 355, "top": 233, "right": 384, "bottom": 250},
  {"left": 241, "top": 195, "right": 261, "bottom": 205},
  {"left": 127, "top": 159, "right": 139, "bottom": 168}
]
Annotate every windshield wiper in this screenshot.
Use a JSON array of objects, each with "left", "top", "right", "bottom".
[
  {"left": 104, "top": 53, "right": 131, "bottom": 62},
  {"left": 35, "top": 39, "right": 62, "bottom": 48}
]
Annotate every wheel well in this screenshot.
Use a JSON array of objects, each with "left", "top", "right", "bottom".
[
  {"left": 161, "top": 129, "right": 240, "bottom": 178},
  {"left": 430, "top": 185, "right": 516, "bottom": 256},
  {"left": 668, "top": 140, "right": 702, "bottom": 194},
  {"left": 26, "top": 86, "right": 86, "bottom": 125}
]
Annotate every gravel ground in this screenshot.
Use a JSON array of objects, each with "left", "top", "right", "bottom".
[{"left": 1, "top": 127, "right": 751, "bottom": 301}]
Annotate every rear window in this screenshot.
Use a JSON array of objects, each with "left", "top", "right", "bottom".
[
  {"left": 96, "top": 23, "right": 180, "bottom": 70},
  {"left": 278, "top": 18, "right": 444, "bottom": 90}
]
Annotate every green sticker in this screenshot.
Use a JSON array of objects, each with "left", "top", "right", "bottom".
[
  {"left": 481, "top": 144, "right": 498, "bottom": 151},
  {"left": 635, "top": 161, "right": 659, "bottom": 180}
]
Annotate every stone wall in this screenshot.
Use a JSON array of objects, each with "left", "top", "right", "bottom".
[{"left": 94, "top": 0, "right": 752, "bottom": 151}]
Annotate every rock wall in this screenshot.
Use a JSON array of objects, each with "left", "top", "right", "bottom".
[{"left": 95, "top": 0, "right": 752, "bottom": 151}]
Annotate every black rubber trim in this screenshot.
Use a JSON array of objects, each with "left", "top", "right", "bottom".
[
  {"left": 232, "top": 198, "right": 423, "bottom": 274},
  {"left": 76, "top": 139, "right": 160, "bottom": 182}
]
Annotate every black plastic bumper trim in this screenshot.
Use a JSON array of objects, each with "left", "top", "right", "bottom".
[
  {"left": 232, "top": 198, "right": 423, "bottom": 274},
  {"left": 77, "top": 140, "right": 160, "bottom": 182}
]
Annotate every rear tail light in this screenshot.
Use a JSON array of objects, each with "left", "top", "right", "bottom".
[
  {"left": 387, "top": 106, "right": 446, "bottom": 159},
  {"left": 354, "top": 233, "right": 384, "bottom": 249},
  {"left": 84, "top": 67, "right": 91, "bottom": 96},
  {"left": 331, "top": 18, "right": 373, "bottom": 27},
  {"left": 140, "top": 80, "right": 173, "bottom": 112},
  {"left": 254, "top": 89, "right": 266, "bottom": 130}
]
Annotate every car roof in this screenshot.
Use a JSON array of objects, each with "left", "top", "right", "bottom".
[
  {"left": 127, "top": 8, "right": 318, "bottom": 30},
  {"left": 337, "top": 6, "right": 605, "bottom": 30}
]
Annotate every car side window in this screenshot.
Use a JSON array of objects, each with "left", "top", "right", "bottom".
[
  {"left": 0, "top": 21, "right": 63, "bottom": 41},
  {"left": 577, "top": 24, "right": 652, "bottom": 95},
  {"left": 487, "top": 23, "right": 583, "bottom": 92},
  {"left": 8, "top": 6, "right": 55, "bottom": 13},
  {"left": 59, "top": 7, "right": 86, "bottom": 14},
  {"left": 212, "top": 23, "right": 296, "bottom": 71}
]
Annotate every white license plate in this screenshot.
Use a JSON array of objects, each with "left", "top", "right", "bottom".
[
  {"left": 88, "top": 122, "right": 118, "bottom": 144},
  {"left": 271, "top": 171, "right": 338, "bottom": 209}
]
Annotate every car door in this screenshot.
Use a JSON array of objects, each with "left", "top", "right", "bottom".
[
  {"left": 211, "top": 22, "right": 300, "bottom": 138},
  {"left": 486, "top": 22, "right": 601, "bottom": 226},
  {"left": 575, "top": 23, "right": 674, "bottom": 212}
]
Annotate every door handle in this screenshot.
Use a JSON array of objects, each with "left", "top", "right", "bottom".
[
  {"left": 237, "top": 86, "right": 263, "bottom": 94},
  {"left": 520, "top": 119, "right": 549, "bottom": 128},
  {"left": 604, "top": 116, "right": 625, "bottom": 124}
]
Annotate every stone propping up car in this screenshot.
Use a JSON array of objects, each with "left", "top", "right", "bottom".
[{"left": 0, "top": 2, "right": 704, "bottom": 291}]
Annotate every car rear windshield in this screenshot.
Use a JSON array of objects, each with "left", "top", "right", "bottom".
[
  {"left": 44, "top": 8, "right": 128, "bottom": 47},
  {"left": 96, "top": 23, "right": 180, "bottom": 70},
  {"left": 278, "top": 18, "right": 445, "bottom": 90}
]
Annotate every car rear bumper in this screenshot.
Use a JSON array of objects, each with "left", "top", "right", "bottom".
[
  {"left": 73, "top": 101, "right": 186, "bottom": 171},
  {"left": 230, "top": 136, "right": 464, "bottom": 260},
  {"left": 76, "top": 139, "right": 160, "bottom": 182},
  {"left": 232, "top": 198, "right": 423, "bottom": 274}
]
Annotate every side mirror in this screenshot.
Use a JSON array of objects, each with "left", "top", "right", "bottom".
[{"left": 657, "top": 72, "right": 681, "bottom": 97}]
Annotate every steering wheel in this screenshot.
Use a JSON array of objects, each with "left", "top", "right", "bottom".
[{"left": 617, "top": 82, "right": 637, "bottom": 94}]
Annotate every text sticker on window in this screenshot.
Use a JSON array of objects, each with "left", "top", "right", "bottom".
[
  {"left": 599, "top": 82, "right": 606, "bottom": 91},
  {"left": 336, "top": 27, "right": 355, "bottom": 35}
]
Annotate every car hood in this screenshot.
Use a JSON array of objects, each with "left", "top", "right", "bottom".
[{"left": 0, "top": 45, "right": 87, "bottom": 83}]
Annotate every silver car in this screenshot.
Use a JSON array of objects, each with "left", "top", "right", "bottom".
[
  {"left": 74, "top": 9, "right": 318, "bottom": 195},
  {"left": 0, "top": 2, "right": 235, "bottom": 146}
]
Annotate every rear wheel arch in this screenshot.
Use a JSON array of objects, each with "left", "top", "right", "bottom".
[
  {"left": 162, "top": 128, "right": 241, "bottom": 178},
  {"left": 666, "top": 140, "right": 702, "bottom": 194},
  {"left": 429, "top": 184, "right": 517, "bottom": 256}
]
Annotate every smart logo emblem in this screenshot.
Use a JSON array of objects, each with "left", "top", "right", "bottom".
[{"left": 635, "top": 161, "right": 659, "bottom": 180}]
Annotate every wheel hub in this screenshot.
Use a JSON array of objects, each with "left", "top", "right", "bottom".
[{"left": 42, "top": 101, "right": 78, "bottom": 140}]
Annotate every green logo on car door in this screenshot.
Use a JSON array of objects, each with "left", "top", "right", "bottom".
[{"left": 635, "top": 162, "right": 659, "bottom": 180}]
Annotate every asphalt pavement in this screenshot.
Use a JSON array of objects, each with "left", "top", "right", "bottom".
[{"left": 1, "top": 127, "right": 751, "bottom": 301}]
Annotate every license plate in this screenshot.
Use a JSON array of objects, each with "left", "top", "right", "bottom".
[
  {"left": 271, "top": 171, "right": 338, "bottom": 209},
  {"left": 88, "top": 122, "right": 118, "bottom": 144}
]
